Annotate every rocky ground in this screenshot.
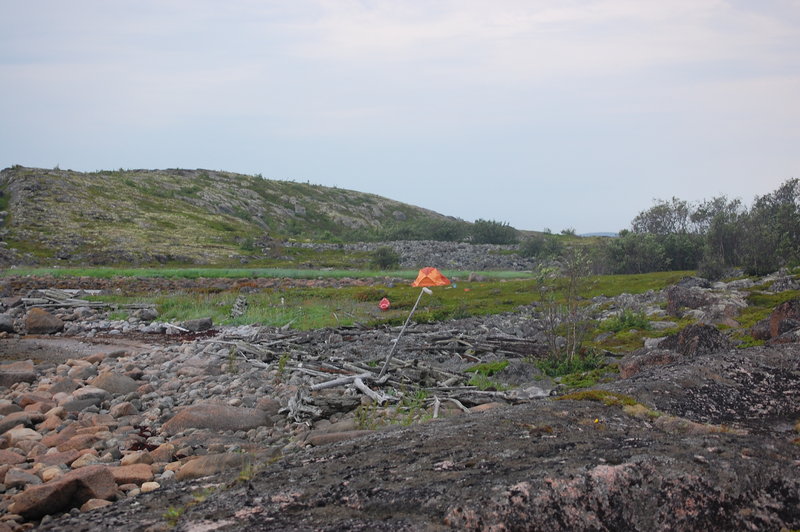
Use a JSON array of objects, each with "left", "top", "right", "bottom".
[
  {"left": 286, "top": 240, "right": 538, "bottom": 271},
  {"left": 0, "top": 275, "right": 798, "bottom": 531}
]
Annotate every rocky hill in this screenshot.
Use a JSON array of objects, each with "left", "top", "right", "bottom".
[{"left": 0, "top": 166, "right": 462, "bottom": 266}]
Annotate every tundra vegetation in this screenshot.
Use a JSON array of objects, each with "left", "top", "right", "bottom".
[{"left": 2, "top": 167, "right": 799, "bottom": 278}]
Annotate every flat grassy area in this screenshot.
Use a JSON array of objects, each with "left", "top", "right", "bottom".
[
  {"left": 0, "top": 267, "right": 533, "bottom": 281},
  {"left": 66, "top": 269, "right": 694, "bottom": 332}
]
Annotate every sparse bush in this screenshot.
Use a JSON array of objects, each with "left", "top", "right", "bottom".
[
  {"left": 238, "top": 237, "right": 256, "bottom": 252},
  {"left": 518, "top": 234, "right": 564, "bottom": 259},
  {"left": 535, "top": 348, "right": 605, "bottom": 378},
  {"left": 697, "top": 256, "right": 726, "bottom": 281},
  {"left": 534, "top": 247, "right": 594, "bottom": 367},
  {"left": 371, "top": 246, "right": 400, "bottom": 269}
]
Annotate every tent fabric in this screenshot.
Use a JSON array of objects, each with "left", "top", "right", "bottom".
[{"left": 411, "top": 267, "right": 451, "bottom": 287}]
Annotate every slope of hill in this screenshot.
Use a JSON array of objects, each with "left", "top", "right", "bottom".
[{"left": 0, "top": 166, "right": 460, "bottom": 266}]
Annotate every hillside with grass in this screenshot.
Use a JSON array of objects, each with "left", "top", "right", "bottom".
[{"left": 0, "top": 166, "right": 465, "bottom": 266}]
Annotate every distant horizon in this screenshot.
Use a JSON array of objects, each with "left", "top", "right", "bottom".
[{"left": 2, "top": 2, "right": 797, "bottom": 234}]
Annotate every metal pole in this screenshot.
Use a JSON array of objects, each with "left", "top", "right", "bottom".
[{"left": 378, "top": 288, "right": 428, "bottom": 379}]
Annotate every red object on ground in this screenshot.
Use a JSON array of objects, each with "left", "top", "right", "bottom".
[
  {"left": 379, "top": 297, "right": 391, "bottom": 311},
  {"left": 411, "top": 267, "right": 451, "bottom": 287}
]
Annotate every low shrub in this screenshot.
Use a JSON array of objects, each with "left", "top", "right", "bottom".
[
  {"left": 535, "top": 349, "right": 605, "bottom": 377},
  {"left": 371, "top": 247, "right": 400, "bottom": 269},
  {"left": 602, "top": 309, "right": 651, "bottom": 332}
]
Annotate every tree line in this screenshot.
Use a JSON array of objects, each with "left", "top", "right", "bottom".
[
  {"left": 600, "top": 178, "right": 800, "bottom": 277},
  {"left": 516, "top": 178, "right": 799, "bottom": 278},
  {"left": 362, "top": 178, "right": 799, "bottom": 278}
]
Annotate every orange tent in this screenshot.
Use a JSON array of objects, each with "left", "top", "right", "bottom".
[{"left": 411, "top": 267, "right": 451, "bottom": 287}]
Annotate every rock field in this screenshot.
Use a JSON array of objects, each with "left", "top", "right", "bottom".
[{"left": 0, "top": 274, "right": 798, "bottom": 531}]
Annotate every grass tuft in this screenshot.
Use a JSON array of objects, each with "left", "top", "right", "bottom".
[{"left": 555, "top": 389, "right": 639, "bottom": 407}]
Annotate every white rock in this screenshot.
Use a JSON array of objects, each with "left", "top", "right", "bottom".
[{"left": 140, "top": 481, "right": 160, "bottom": 493}]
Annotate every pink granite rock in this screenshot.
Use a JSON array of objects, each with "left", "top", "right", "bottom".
[{"left": 10, "top": 465, "right": 116, "bottom": 520}]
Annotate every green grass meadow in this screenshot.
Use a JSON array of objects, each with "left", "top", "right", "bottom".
[{"left": 16, "top": 267, "right": 697, "bottom": 334}]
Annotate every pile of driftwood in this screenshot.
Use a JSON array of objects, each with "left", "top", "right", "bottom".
[
  {"left": 202, "top": 323, "right": 550, "bottom": 423},
  {"left": 22, "top": 288, "right": 154, "bottom": 312}
]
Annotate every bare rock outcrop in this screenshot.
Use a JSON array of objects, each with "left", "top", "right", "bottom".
[
  {"left": 34, "top": 342, "right": 800, "bottom": 531},
  {"left": 160, "top": 403, "right": 274, "bottom": 436},
  {"left": 657, "top": 323, "right": 732, "bottom": 356}
]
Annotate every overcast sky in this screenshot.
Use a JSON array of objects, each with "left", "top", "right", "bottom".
[{"left": 1, "top": 1, "right": 798, "bottom": 233}]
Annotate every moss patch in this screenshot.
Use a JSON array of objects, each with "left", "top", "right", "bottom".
[
  {"left": 555, "top": 389, "right": 639, "bottom": 407},
  {"left": 465, "top": 360, "right": 509, "bottom": 376}
]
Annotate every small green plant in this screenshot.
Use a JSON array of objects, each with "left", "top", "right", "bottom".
[
  {"left": 465, "top": 360, "right": 509, "bottom": 376},
  {"left": 736, "top": 334, "right": 765, "bottom": 348},
  {"left": 354, "top": 402, "right": 383, "bottom": 430},
  {"left": 163, "top": 506, "right": 184, "bottom": 527},
  {"left": 467, "top": 373, "right": 508, "bottom": 391},
  {"left": 535, "top": 349, "right": 605, "bottom": 378},
  {"left": 558, "top": 364, "right": 619, "bottom": 389},
  {"left": 602, "top": 309, "right": 651, "bottom": 332},
  {"left": 277, "top": 353, "right": 290, "bottom": 374},
  {"left": 397, "top": 390, "right": 432, "bottom": 426},
  {"left": 107, "top": 309, "right": 129, "bottom": 321},
  {"left": 191, "top": 486, "right": 217, "bottom": 503},
  {"left": 238, "top": 461, "right": 255, "bottom": 481},
  {"left": 555, "top": 389, "right": 638, "bottom": 407},
  {"left": 622, "top": 402, "right": 663, "bottom": 420}
]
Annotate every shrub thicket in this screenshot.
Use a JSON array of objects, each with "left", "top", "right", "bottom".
[
  {"left": 518, "top": 234, "right": 564, "bottom": 259},
  {"left": 595, "top": 180, "right": 800, "bottom": 276},
  {"left": 470, "top": 219, "right": 519, "bottom": 244}
]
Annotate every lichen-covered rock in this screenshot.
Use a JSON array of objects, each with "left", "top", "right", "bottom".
[
  {"left": 182, "top": 317, "right": 212, "bottom": 332},
  {"left": 89, "top": 373, "right": 139, "bottom": 395},
  {"left": 160, "top": 403, "right": 272, "bottom": 435},
  {"left": 24, "top": 308, "right": 64, "bottom": 334},
  {"left": 665, "top": 285, "right": 710, "bottom": 316},
  {"left": 658, "top": 323, "right": 732, "bottom": 356},
  {"left": 618, "top": 348, "right": 681, "bottom": 378},
  {"left": 768, "top": 298, "right": 800, "bottom": 340}
]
